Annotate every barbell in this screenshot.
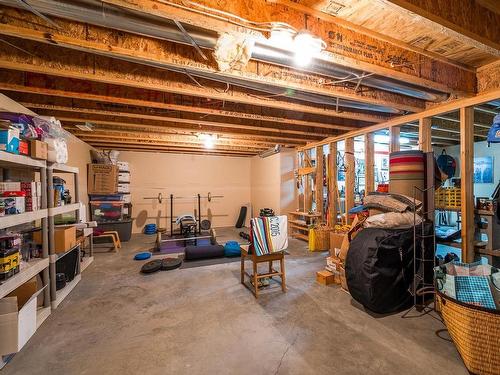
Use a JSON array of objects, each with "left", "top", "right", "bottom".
[
  {"left": 144, "top": 192, "right": 223, "bottom": 204},
  {"left": 156, "top": 228, "right": 217, "bottom": 249}
]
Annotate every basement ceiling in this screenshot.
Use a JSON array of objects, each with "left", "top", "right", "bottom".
[{"left": 0, "top": 0, "right": 498, "bottom": 156}]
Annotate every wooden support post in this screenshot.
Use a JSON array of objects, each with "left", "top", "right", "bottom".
[
  {"left": 305, "top": 150, "right": 313, "bottom": 212},
  {"left": 460, "top": 106, "right": 475, "bottom": 263},
  {"left": 390, "top": 126, "right": 401, "bottom": 153},
  {"left": 364, "top": 133, "right": 375, "bottom": 194},
  {"left": 418, "top": 117, "right": 433, "bottom": 152},
  {"left": 316, "top": 146, "right": 324, "bottom": 220},
  {"left": 345, "top": 138, "right": 355, "bottom": 225},
  {"left": 329, "top": 142, "right": 338, "bottom": 226}
]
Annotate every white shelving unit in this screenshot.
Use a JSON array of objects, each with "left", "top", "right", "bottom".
[
  {"left": 0, "top": 209, "right": 48, "bottom": 230},
  {"left": 0, "top": 258, "right": 49, "bottom": 298}
]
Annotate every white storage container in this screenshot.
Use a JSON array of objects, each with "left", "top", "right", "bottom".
[
  {"left": 117, "top": 183, "right": 130, "bottom": 193},
  {"left": 118, "top": 172, "right": 130, "bottom": 183},
  {"left": 117, "top": 161, "right": 129, "bottom": 172}
]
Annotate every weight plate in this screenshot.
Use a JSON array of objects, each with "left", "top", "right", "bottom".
[
  {"left": 200, "top": 219, "right": 211, "bottom": 230},
  {"left": 160, "top": 257, "right": 182, "bottom": 271},
  {"left": 141, "top": 259, "right": 162, "bottom": 274}
]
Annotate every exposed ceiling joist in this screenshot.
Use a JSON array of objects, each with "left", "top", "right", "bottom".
[
  {"left": 384, "top": 0, "right": 500, "bottom": 56},
  {"left": 59, "top": 118, "right": 315, "bottom": 143},
  {"left": 89, "top": 145, "right": 256, "bottom": 157},
  {"left": 21, "top": 102, "right": 355, "bottom": 133},
  {"left": 101, "top": 0, "right": 475, "bottom": 95},
  {"left": 0, "top": 42, "right": 387, "bottom": 123},
  {"left": 0, "top": 16, "right": 424, "bottom": 114}
]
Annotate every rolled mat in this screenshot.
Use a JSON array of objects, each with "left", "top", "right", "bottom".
[
  {"left": 389, "top": 150, "right": 425, "bottom": 196},
  {"left": 184, "top": 245, "right": 225, "bottom": 260}
]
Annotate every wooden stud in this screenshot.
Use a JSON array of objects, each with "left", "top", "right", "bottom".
[
  {"left": 364, "top": 133, "right": 375, "bottom": 194},
  {"left": 315, "top": 146, "right": 324, "bottom": 221},
  {"left": 418, "top": 117, "right": 433, "bottom": 152},
  {"left": 328, "top": 142, "right": 338, "bottom": 226},
  {"left": 390, "top": 126, "right": 401, "bottom": 153},
  {"left": 460, "top": 106, "right": 475, "bottom": 263},
  {"left": 344, "top": 138, "right": 355, "bottom": 225},
  {"left": 297, "top": 88, "right": 500, "bottom": 151}
]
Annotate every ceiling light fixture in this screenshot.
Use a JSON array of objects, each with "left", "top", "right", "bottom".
[
  {"left": 293, "top": 31, "right": 326, "bottom": 67},
  {"left": 197, "top": 133, "right": 218, "bottom": 149}
]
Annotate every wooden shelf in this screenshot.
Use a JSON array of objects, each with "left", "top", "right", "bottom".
[
  {"left": 81, "top": 256, "right": 94, "bottom": 272},
  {"left": 52, "top": 274, "right": 81, "bottom": 309},
  {"left": 291, "top": 232, "right": 309, "bottom": 241},
  {"left": 0, "top": 258, "right": 49, "bottom": 298},
  {"left": 0, "top": 151, "right": 45, "bottom": 169},
  {"left": 36, "top": 306, "right": 51, "bottom": 329},
  {"left": 289, "top": 219, "right": 308, "bottom": 227},
  {"left": 289, "top": 211, "right": 321, "bottom": 217},
  {"left": 0, "top": 209, "right": 48, "bottom": 230}
]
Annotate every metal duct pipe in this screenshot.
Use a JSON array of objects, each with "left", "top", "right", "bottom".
[{"left": 0, "top": 0, "right": 448, "bottom": 107}]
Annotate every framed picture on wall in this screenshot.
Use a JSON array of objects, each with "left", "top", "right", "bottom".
[{"left": 474, "top": 156, "right": 494, "bottom": 183}]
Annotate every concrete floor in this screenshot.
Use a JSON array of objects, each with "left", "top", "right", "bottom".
[{"left": 4, "top": 228, "right": 467, "bottom": 375}]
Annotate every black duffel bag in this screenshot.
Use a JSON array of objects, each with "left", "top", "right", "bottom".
[{"left": 345, "top": 224, "right": 433, "bottom": 314}]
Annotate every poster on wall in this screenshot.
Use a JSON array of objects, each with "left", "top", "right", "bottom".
[{"left": 474, "top": 157, "right": 494, "bottom": 183}]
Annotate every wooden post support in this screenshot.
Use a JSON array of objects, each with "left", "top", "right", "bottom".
[
  {"left": 315, "top": 146, "right": 324, "bottom": 220},
  {"left": 364, "top": 133, "right": 375, "bottom": 194},
  {"left": 460, "top": 106, "right": 475, "bottom": 263},
  {"left": 418, "top": 117, "right": 433, "bottom": 152},
  {"left": 345, "top": 138, "right": 355, "bottom": 225},
  {"left": 304, "top": 150, "right": 313, "bottom": 213},
  {"left": 329, "top": 142, "right": 338, "bottom": 226},
  {"left": 390, "top": 126, "right": 401, "bottom": 153}
]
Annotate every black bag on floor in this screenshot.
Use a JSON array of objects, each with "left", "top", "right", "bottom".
[{"left": 345, "top": 224, "right": 433, "bottom": 314}]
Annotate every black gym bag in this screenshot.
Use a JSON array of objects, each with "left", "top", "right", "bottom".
[{"left": 345, "top": 224, "right": 433, "bottom": 314}]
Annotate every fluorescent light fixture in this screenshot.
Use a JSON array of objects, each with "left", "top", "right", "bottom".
[{"left": 259, "top": 144, "right": 281, "bottom": 158}]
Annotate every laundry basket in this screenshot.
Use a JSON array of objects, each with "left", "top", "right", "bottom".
[{"left": 437, "top": 291, "right": 499, "bottom": 375}]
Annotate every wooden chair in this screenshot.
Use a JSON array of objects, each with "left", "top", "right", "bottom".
[
  {"left": 93, "top": 229, "right": 122, "bottom": 252},
  {"left": 240, "top": 216, "right": 287, "bottom": 298}
]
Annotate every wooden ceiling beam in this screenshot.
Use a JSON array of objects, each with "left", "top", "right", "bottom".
[
  {"left": 67, "top": 130, "right": 280, "bottom": 149},
  {"left": 0, "top": 84, "right": 363, "bottom": 130},
  {"left": 33, "top": 108, "right": 334, "bottom": 138},
  {"left": 63, "top": 123, "right": 305, "bottom": 145},
  {"left": 21, "top": 102, "right": 355, "bottom": 133},
  {"left": 59, "top": 118, "right": 313, "bottom": 144},
  {"left": 103, "top": 0, "right": 475, "bottom": 95},
  {"left": 82, "top": 138, "right": 260, "bottom": 154},
  {"left": 90, "top": 145, "right": 256, "bottom": 157},
  {"left": 383, "top": 0, "right": 500, "bottom": 57},
  {"left": 0, "top": 11, "right": 423, "bottom": 114},
  {"left": 0, "top": 45, "right": 386, "bottom": 124}
]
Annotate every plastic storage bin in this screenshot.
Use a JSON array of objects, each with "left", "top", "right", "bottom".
[{"left": 90, "top": 201, "right": 125, "bottom": 223}]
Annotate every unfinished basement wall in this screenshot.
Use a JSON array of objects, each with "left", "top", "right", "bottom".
[
  {"left": 250, "top": 149, "right": 297, "bottom": 217},
  {"left": 117, "top": 151, "right": 252, "bottom": 233}
]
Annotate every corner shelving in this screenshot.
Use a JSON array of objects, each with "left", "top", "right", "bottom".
[{"left": 0, "top": 258, "right": 49, "bottom": 298}]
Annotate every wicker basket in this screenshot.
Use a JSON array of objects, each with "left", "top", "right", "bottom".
[
  {"left": 437, "top": 292, "right": 499, "bottom": 375},
  {"left": 435, "top": 187, "right": 461, "bottom": 210},
  {"left": 312, "top": 225, "right": 331, "bottom": 251}
]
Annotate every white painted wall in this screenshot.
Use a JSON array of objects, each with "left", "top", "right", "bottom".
[
  {"left": 250, "top": 149, "right": 297, "bottom": 217},
  {"left": 438, "top": 140, "right": 500, "bottom": 198},
  {"left": 117, "top": 151, "right": 252, "bottom": 233}
]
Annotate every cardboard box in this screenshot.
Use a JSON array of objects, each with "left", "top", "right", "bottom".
[
  {"left": 88, "top": 164, "right": 118, "bottom": 194},
  {"left": 118, "top": 172, "right": 130, "bottom": 182},
  {"left": 316, "top": 270, "right": 335, "bottom": 285},
  {"left": 0, "top": 182, "right": 21, "bottom": 193},
  {"left": 117, "top": 183, "right": 130, "bottom": 193},
  {"left": 18, "top": 140, "right": 29, "bottom": 156},
  {"left": 0, "top": 128, "right": 20, "bottom": 154},
  {"left": 117, "top": 161, "right": 129, "bottom": 171},
  {"left": 34, "top": 226, "right": 76, "bottom": 254},
  {"left": 0, "top": 197, "right": 25, "bottom": 215},
  {"left": 30, "top": 140, "right": 48, "bottom": 160},
  {"left": 0, "top": 288, "right": 45, "bottom": 355},
  {"left": 6, "top": 277, "right": 37, "bottom": 309},
  {"left": 339, "top": 264, "right": 349, "bottom": 293},
  {"left": 330, "top": 233, "right": 345, "bottom": 255}
]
